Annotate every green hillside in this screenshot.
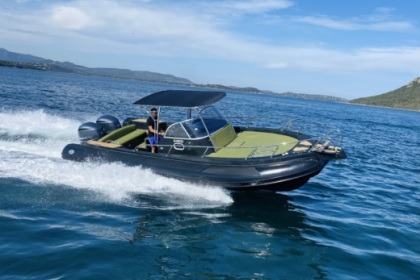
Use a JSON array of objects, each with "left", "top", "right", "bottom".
[{"left": 350, "top": 77, "right": 420, "bottom": 111}]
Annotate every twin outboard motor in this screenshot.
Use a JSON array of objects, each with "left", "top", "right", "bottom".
[
  {"left": 96, "top": 115, "right": 121, "bottom": 133},
  {"left": 78, "top": 115, "right": 121, "bottom": 143},
  {"left": 122, "top": 117, "right": 137, "bottom": 127},
  {"left": 78, "top": 122, "right": 104, "bottom": 143}
]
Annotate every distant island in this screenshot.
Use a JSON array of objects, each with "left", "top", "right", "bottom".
[
  {"left": 350, "top": 77, "right": 420, "bottom": 111},
  {"left": 0, "top": 48, "right": 191, "bottom": 85},
  {"left": 10, "top": 46, "right": 420, "bottom": 107},
  {"left": 276, "top": 91, "right": 348, "bottom": 102},
  {"left": 0, "top": 47, "right": 350, "bottom": 102}
]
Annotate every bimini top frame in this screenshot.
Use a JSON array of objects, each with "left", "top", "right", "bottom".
[{"left": 133, "top": 90, "right": 226, "bottom": 108}]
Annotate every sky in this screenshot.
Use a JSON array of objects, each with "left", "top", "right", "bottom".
[{"left": 1, "top": 0, "right": 419, "bottom": 99}]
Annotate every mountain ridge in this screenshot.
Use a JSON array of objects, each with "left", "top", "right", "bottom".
[
  {"left": 0, "top": 48, "right": 192, "bottom": 84},
  {"left": 1, "top": 47, "right": 346, "bottom": 102}
]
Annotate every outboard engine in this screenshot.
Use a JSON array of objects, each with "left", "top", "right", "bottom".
[
  {"left": 96, "top": 115, "right": 121, "bottom": 133},
  {"left": 78, "top": 122, "right": 105, "bottom": 143},
  {"left": 122, "top": 117, "right": 137, "bottom": 127}
]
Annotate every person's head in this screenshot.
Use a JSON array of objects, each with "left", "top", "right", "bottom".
[{"left": 150, "top": 107, "right": 158, "bottom": 118}]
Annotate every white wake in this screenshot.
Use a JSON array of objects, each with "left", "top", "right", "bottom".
[{"left": 0, "top": 110, "right": 233, "bottom": 208}]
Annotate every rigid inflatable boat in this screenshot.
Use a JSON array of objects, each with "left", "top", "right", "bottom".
[{"left": 62, "top": 90, "right": 346, "bottom": 191}]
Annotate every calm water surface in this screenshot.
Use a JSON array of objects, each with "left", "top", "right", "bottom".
[{"left": 0, "top": 67, "right": 419, "bottom": 279}]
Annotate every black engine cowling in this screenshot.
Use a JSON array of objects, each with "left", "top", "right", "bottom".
[
  {"left": 78, "top": 122, "right": 105, "bottom": 142},
  {"left": 78, "top": 115, "right": 121, "bottom": 143},
  {"left": 96, "top": 115, "right": 121, "bottom": 133}
]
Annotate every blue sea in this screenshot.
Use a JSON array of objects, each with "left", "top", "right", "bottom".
[{"left": 0, "top": 67, "right": 419, "bottom": 279}]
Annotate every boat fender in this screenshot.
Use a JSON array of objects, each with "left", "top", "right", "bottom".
[{"left": 96, "top": 115, "right": 121, "bottom": 133}]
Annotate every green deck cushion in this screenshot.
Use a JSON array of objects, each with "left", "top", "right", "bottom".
[
  {"left": 98, "top": 124, "right": 137, "bottom": 142},
  {"left": 112, "top": 129, "right": 147, "bottom": 145},
  {"left": 135, "top": 141, "right": 147, "bottom": 150},
  {"left": 87, "top": 140, "right": 122, "bottom": 149},
  {"left": 210, "top": 124, "right": 236, "bottom": 151},
  {"left": 207, "top": 131, "right": 298, "bottom": 158}
]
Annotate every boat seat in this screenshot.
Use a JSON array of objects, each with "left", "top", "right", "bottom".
[
  {"left": 210, "top": 124, "right": 236, "bottom": 151},
  {"left": 132, "top": 118, "right": 147, "bottom": 123},
  {"left": 135, "top": 138, "right": 150, "bottom": 151},
  {"left": 111, "top": 129, "right": 147, "bottom": 145},
  {"left": 293, "top": 146, "right": 310, "bottom": 152},
  {"left": 98, "top": 124, "right": 137, "bottom": 142},
  {"left": 299, "top": 140, "right": 313, "bottom": 147},
  {"left": 208, "top": 131, "right": 297, "bottom": 158},
  {"left": 87, "top": 129, "right": 147, "bottom": 149},
  {"left": 87, "top": 140, "right": 122, "bottom": 149},
  {"left": 292, "top": 140, "right": 313, "bottom": 153},
  {"left": 95, "top": 124, "right": 147, "bottom": 148}
]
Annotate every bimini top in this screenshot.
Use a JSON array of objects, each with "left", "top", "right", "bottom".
[{"left": 133, "top": 90, "right": 226, "bottom": 108}]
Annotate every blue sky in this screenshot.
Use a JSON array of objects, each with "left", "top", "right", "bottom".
[{"left": 1, "top": 0, "right": 419, "bottom": 99}]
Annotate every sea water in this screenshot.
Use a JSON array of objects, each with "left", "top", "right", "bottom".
[{"left": 0, "top": 67, "right": 419, "bottom": 279}]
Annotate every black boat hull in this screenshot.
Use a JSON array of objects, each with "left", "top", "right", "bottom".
[{"left": 62, "top": 143, "right": 331, "bottom": 191}]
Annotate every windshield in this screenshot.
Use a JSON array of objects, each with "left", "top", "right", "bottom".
[
  {"left": 199, "top": 106, "right": 228, "bottom": 134},
  {"left": 165, "top": 106, "right": 229, "bottom": 139}
]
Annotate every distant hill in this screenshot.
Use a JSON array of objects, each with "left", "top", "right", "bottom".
[
  {"left": 0, "top": 47, "right": 346, "bottom": 101},
  {"left": 350, "top": 77, "right": 420, "bottom": 111},
  {"left": 188, "top": 84, "right": 348, "bottom": 102},
  {"left": 276, "top": 92, "right": 347, "bottom": 102},
  {"left": 0, "top": 48, "right": 46, "bottom": 63},
  {"left": 0, "top": 48, "right": 192, "bottom": 84}
]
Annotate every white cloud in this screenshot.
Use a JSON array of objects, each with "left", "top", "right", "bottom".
[
  {"left": 50, "top": 6, "right": 99, "bottom": 30},
  {"left": 290, "top": 6, "right": 414, "bottom": 32},
  {"left": 260, "top": 46, "right": 420, "bottom": 73},
  {"left": 294, "top": 15, "right": 413, "bottom": 31},
  {"left": 43, "top": 1, "right": 223, "bottom": 45},
  {"left": 0, "top": 0, "right": 419, "bottom": 76},
  {"left": 221, "top": 0, "right": 294, "bottom": 14}
]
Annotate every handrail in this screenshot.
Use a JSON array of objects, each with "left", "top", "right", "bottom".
[
  {"left": 316, "top": 129, "right": 344, "bottom": 147},
  {"left": 128, "top": 117, "right": 344, "bottom": 159},
  {"left": 228, "top": 116, "right": 333, "bottom": 138},
  {"left": 140, "top": 138, "right": 321, "bottom": 159},
  {"left": 246, "top": 144, "right": 280, "bottom": 159},
  {"left": 137, "top": 132, "right": 344, "bottom": 159}
]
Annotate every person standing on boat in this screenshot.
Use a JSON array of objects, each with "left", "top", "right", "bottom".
[{"left": 147, "top": 107, "right": 164, "bottom": 153}]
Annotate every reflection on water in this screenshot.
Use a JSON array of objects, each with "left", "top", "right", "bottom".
[
  {"left": 129, "top": 191, "right": 328, "bottom": 279},
  {"left": 131, "top": 191, "right": 309, "bottom": 241}
]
